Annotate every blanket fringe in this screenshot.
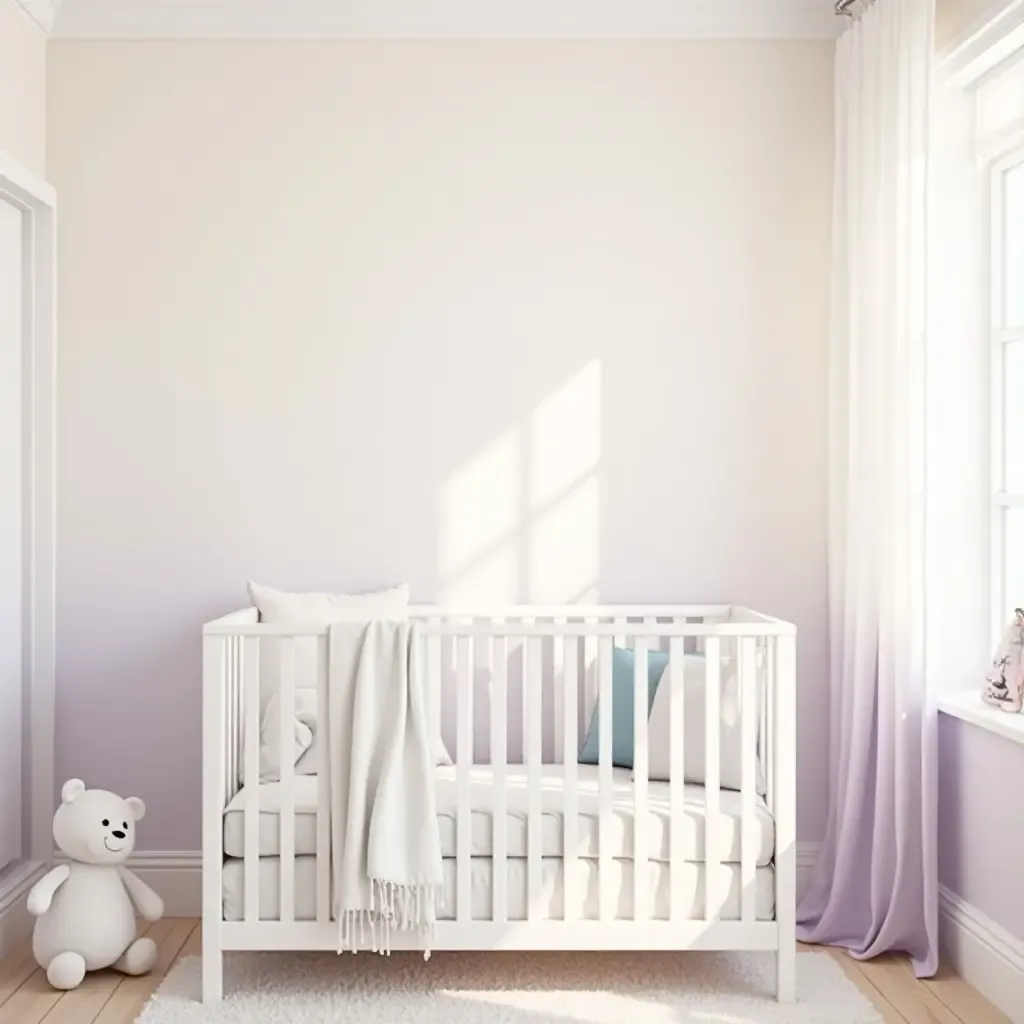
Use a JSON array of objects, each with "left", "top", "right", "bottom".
[{"left": 337, "top": 881, "right": 443, "bottom": 958}]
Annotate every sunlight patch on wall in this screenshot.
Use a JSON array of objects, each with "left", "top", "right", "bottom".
[
  {"left": 530, "top": 359, "right": 602, "bottom": 508},
  {"left": 528, "top": 474, "right": 600, "bottom": 603},
  {"left": 437, "top": 545, "right": 520, "bottom": 605},
  {"left": 439, "top": 427, "right": 521, "bottom": 603},
  {"left": 438, "top": 360, "right": 601, "bottom": 604}
]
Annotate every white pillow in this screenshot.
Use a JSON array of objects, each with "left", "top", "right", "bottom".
[
  {"left": 248, "top": 581, "right": 411, "bottom": 629},
  {"left": 643, "top": 654, "right": 765, "bottom": 795},
  {"left": 241, "top": 689, "right": 315, "bottom": 784},
  {"left": 248, "top": 581, "right": 411, "bottom": 709},
  {"left": 245, "top": 581, "right": 452, "bottom": 775},
  {"left": 261, "top": 688, "right": 454, "bottom": 778}
]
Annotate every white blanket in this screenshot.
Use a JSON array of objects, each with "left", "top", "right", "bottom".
[{"left": 327, "top": 620, "right": 443, "bottom": 955}]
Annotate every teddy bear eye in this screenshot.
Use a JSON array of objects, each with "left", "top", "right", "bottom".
[
  {"left": 102, "top": 819, "right": 109, "bottom": 826},
  {"left": 122, "top": 821, "right": 128, "bottom": 829}
]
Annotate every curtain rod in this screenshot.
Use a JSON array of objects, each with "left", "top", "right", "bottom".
[{"left": 835, "top": 0, "right": 875, "bottom": 14}]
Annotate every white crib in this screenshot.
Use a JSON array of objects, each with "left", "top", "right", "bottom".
[{"left": 201, "top": 605, "right": 797, "bottom": 1004}]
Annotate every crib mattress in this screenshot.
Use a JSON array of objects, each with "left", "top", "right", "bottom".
[
  {"left": 221, "top": 855, "right": 776, "bottom": 923},
  {"left": 222, "top": 765, "right": 775, "bottom": 865}
]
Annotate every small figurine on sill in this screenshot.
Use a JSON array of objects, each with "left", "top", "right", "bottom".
[
  {"left": 983, "top": 608, "right": 1024, "bottom": 714},
  {"left": 27, "top": 779, "right": 165, "bottom": 990}
]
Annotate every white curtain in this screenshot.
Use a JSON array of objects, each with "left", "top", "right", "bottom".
[{"left": 797, "top": 0, "right": 939, "bottom": 976}]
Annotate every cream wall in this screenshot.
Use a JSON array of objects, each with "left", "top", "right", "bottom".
[
  {"left": 936, "top": 0, "right": 1013, "bottom": 49},
  {"left": 0, "top": 0, "right": 46, "bottom": 175},
  {"left": 47, "top": 40, "right": 834, "bottom": 850}
]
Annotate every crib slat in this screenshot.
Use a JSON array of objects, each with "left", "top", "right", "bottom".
[
  {"left": 243, "top": 637, "right": 261, "bottom": 923},
  {"left": 668, "top": 636, "right": 685, "bottom": 922},
  {"left": 222, "top": 640, "right": 229, "bottom": 806},
  {"left": 553, "top": 619, "right": 566, "bottom": 764},
  {"left": 520, "top": 618, "right": 532, "bottom": 766},
  {"left": 704, "top": 636, "right": 722, "bottom": 923},
  {"left": 776, "top": 633, "right": 798, "bottom": 1002},
  {"left": 457, "top": 635, "right": 473, "bottom": 924},
  {"left": 632, "top": 637, "right": 649, "bottom": 921},
  {"left": 563, "top": 635, "right": 579, "bottom": 921},
  {"left": 598, "top": 635, "right": 614, "bottom": 921},
  {"left": 492, "top": 633, "right": 508, "bottom": 924},
  {"left": 316, "top": 634, "right": 330, "bottom": 923},
  {"left": 225, "top": 638, "right": 235, "bottom": 804},
  {"left": 428, "top": 628, "right": 442, "bottom": 771},
  {"left": 766, "top": 640, "right": 776, "bottom": 814},
  {"left": 232, "top": 638, "right": 241, "bottom": 797},
  {"left": 278, "top": 640, "right": 296, "bottom": 924},
  {"left": 583, "top": 620, "right": 597, "bottom": 741},
  {"left": 758, "top": 639, "right": 767, "bottom": 802},
  {"left": 202, "top": 633, "right": 225, "bottom": 999},
  {"left": 643, "top": 616, "right": 659, "bottom": 657},
  {"left": 740, "top": 637, "right": 757, "bottom": 923},
  {"left": 527, "top": 636, "right": 542, "bottom": 921},
  {"left": 236, "top": 638, "right": 244, "bottom": 791}
]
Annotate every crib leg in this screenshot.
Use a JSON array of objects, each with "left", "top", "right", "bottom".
[
  {"left": 776, "top": 941, "right": 796, "bottom": 1003},
  {"left": 202, "top": 940, "right": 223, "bottom": 1004}
]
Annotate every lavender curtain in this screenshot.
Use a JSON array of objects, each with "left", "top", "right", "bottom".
[{"left": 796, "top": 0, "right": 939, "bottom": 978}]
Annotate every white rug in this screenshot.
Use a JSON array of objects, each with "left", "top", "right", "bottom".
[{"left": 137, "top": 950, "right": 883, "bottom": 1023}]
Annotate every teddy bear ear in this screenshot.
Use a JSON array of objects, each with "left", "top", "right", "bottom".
[
  {"left": 61, "top": 779, "right": 85, "bottom": 804},
  {"left": 126, "top": 797, "right": 145, "bottom": 821}
]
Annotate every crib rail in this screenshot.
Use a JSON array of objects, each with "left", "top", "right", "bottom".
[{"left": 202, "top": 604, "right": 796, "bottom": 1002}]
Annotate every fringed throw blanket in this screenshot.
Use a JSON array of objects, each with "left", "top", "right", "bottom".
[{"left": 327, "top": 620, "right": 443, "bottom": 955}]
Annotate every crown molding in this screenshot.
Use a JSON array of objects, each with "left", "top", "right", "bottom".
[
  {"left": 940, "top": 0, "right": 1024, "bottom": 89},
  {"left": 51, "top": 0, "right": 841, "bottom": 41},
  {"left": 13, "top": 0, "right": 60, "bottom": 34}
]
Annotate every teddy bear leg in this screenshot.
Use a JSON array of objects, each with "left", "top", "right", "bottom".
[
  {"left": 114, "top": 937, "right": 157, "bottom": 976},
  {"left": 46, "top": 951, "right": 87, "bottom": 990}
]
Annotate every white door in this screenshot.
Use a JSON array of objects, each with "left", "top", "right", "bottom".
[{"left": 0, "top": 196, "right": 24, "bottom": 873}]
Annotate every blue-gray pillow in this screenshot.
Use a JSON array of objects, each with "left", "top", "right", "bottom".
[{"left": 578, "top": 646, "right": 670, "bottom": 768}]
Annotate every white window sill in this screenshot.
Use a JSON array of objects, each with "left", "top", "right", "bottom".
[{"left": 938, "top": 690, "right": 1024, "bottom": 747}]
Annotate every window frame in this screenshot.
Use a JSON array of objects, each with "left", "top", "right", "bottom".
[{"left": 989, "top": 146, "right": 1024, "bottom": 641}]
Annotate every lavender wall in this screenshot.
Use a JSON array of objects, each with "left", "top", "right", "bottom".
[
  {"left": 938, "top": 715, "right": 1024, "bottom": 940},
  {"left": 47, "top": 39, "right": 834, "bottom": 852}
]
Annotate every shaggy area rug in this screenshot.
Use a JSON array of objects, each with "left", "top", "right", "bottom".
[{"left": 137, "top": 949, "right": 882, "bottom": 1023}]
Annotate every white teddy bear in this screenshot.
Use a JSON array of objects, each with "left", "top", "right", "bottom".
[{"left": 28, "top": 779, "right": 165, "bottom": 990}]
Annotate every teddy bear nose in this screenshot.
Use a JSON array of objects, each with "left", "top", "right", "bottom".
[{"left": 111, "top": 829, "right": 126, "bottom": 839}]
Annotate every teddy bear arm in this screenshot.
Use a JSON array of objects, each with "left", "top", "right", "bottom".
[
  {"left": 27, "top": 865, "right": 70, "bottom": 916},
  {"left": 116, "top": 867, "right": 164, "bottom": 921}
]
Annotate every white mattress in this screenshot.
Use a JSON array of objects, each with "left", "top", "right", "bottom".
[
  {"left": 222, "top": 765, "right": 775, "bottom": 865},
  {"left": 222, "top": 855, "right": 776, "bottom": 923}
]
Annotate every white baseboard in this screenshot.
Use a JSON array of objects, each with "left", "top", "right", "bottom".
[
  {"left": 2, "top": 853, "right": 204, "bottom": 945},
  {"left": 119, "top": 852, "right": 203, "bottom": 919},
  {"left": 129, "top": 842, "right": 824, "bottom": 923},
  {"left": 796, "top": 841, "right": 820, "bottom": 900},
  {"left": 0, "top": 860, "right": 46, "bottom": 957},
  {"left": 51, "top": 850, "right": 204, "bottom": 918},
  {"left": 940, "top": 885, "right": 1024, "bottom": 1024}
]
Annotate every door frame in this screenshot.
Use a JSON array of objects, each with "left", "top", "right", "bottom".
[{"left": 0, "top": 148, "right": 55, "bottom": 870}]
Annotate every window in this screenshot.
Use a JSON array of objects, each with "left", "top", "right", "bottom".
[
  {"left": 935, "top": 31, "right": 1024, "bottom": 741},
  {"left": 992, "top": 151, "right": 1024, "bottom": 633}
]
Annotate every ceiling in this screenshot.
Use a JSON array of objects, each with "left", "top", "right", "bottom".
[{"left": 19, "top": 0, "right": 841, "bottom": 40}]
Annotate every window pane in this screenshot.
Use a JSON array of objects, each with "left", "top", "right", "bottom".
[
  {"left": 1007, "top": 341, "right": 1024, "bottom": 494},
  {"left": 1007, "top": 162, "right": 1024, "bottom": 328},
  {"left": 1007, "top": 509, "right": 1024, "bottom": 614}
]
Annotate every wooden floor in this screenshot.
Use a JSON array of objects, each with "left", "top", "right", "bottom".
[{"left": 0, "top": 920, "right": 1011, "bottom": 1023}]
